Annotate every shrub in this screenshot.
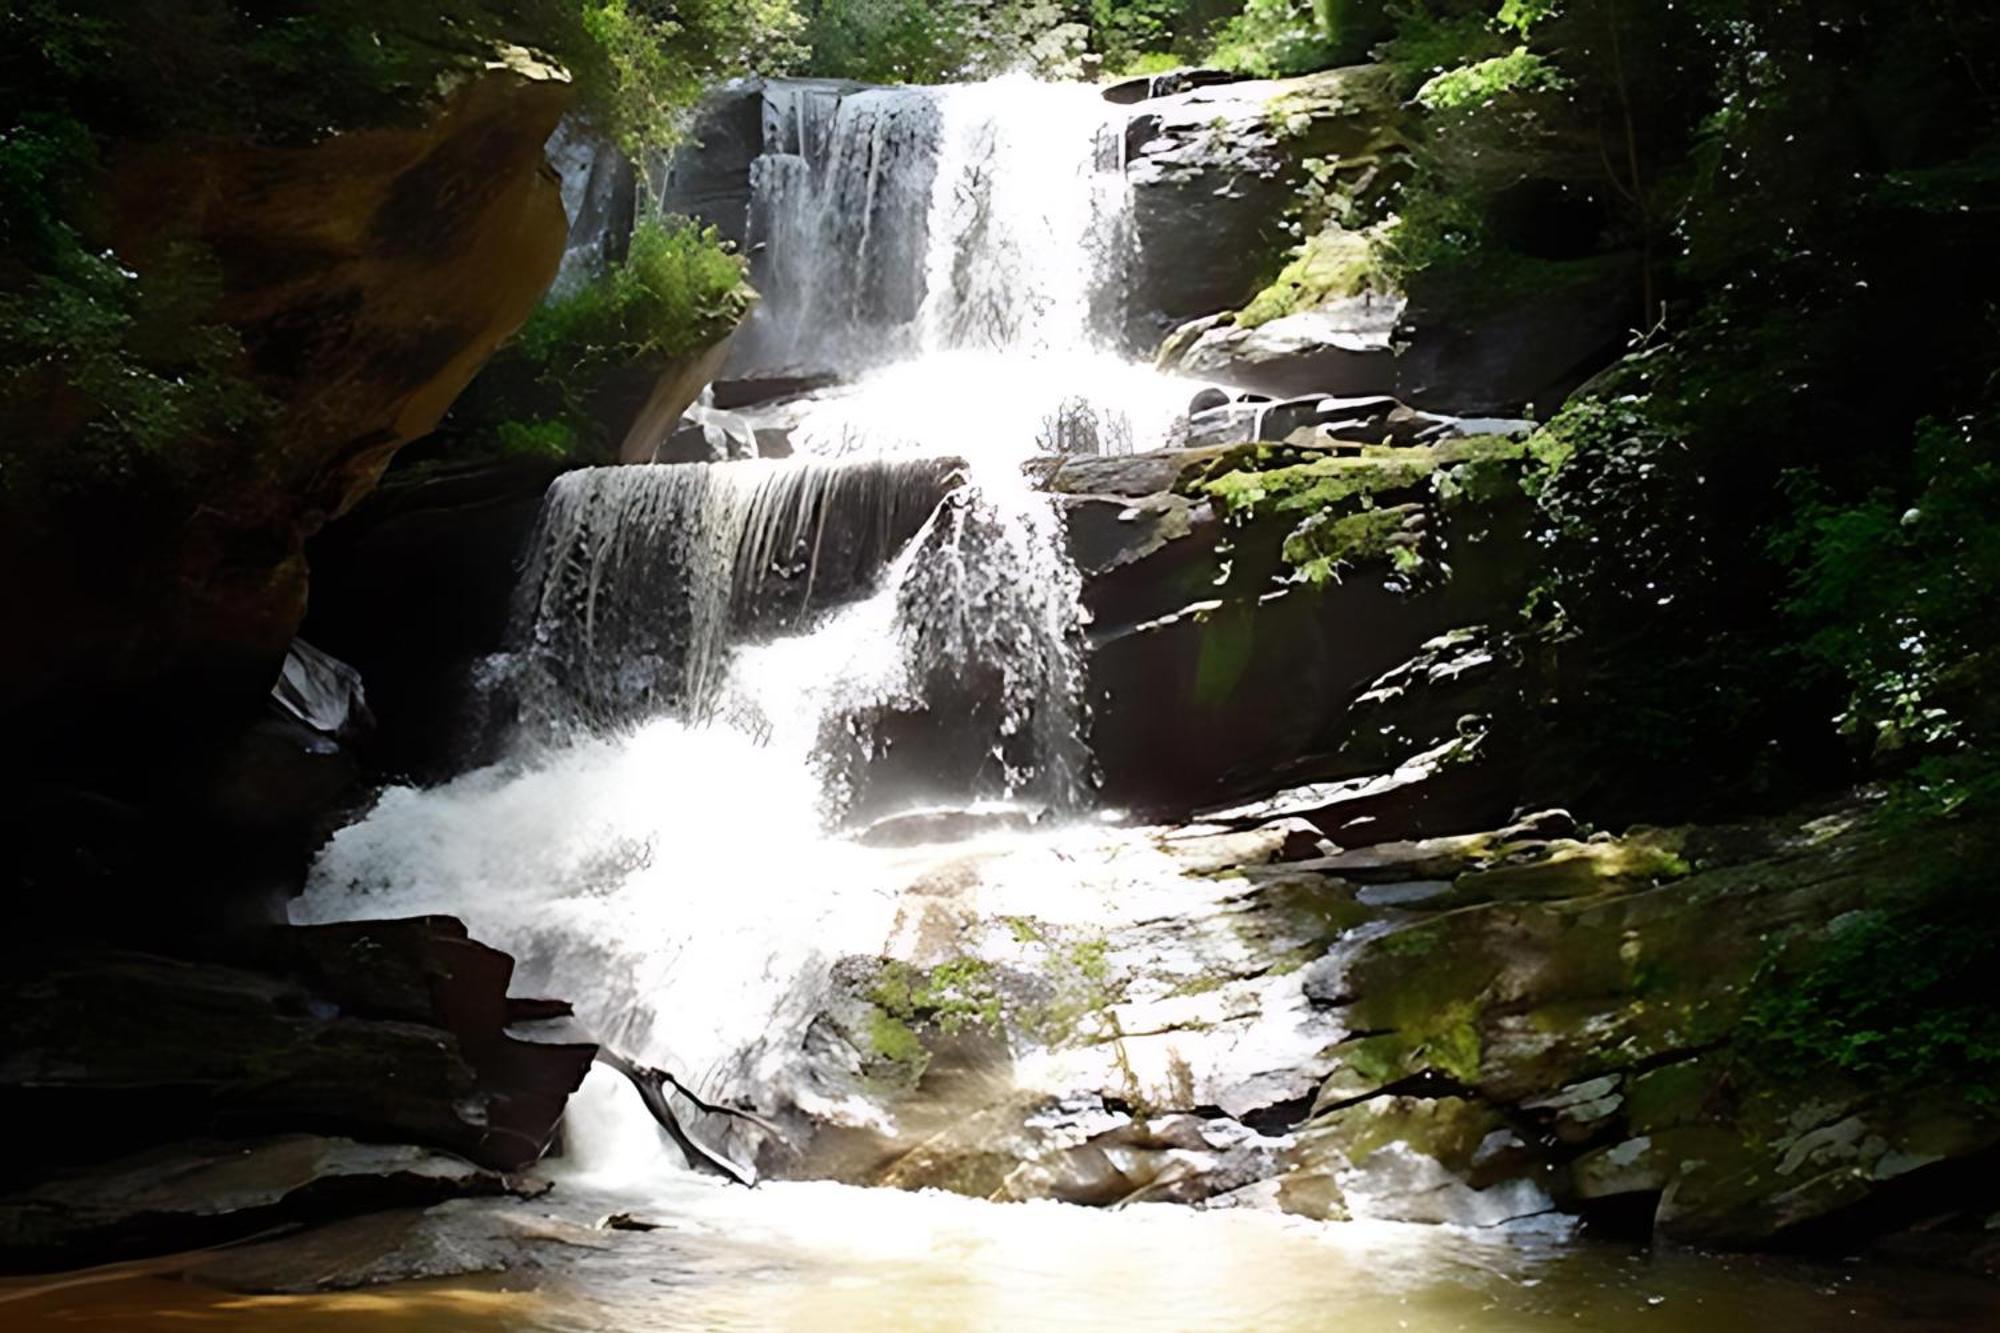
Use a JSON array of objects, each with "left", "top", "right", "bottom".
[{"left": 519, "top": 216, "right": 752, "bottom": 381}]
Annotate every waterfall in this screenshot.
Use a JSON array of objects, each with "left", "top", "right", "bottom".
[
  {"left": 734, "top": 77, "right": 1129, "bottom": 373},
  {"left": 304, "top": 76, "right": 1207, "bottom": 1173}
]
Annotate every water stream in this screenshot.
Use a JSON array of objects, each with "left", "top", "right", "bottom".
[{"left": 272, "top": 77, "right": 1991, "bottom": 1327}]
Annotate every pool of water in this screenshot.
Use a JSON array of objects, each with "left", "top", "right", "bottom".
[{"left": 6, "top": 1178, "right": 1995, "bottom": 1331}]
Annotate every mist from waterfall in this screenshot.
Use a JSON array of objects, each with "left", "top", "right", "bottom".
[{"left": 301, "top": 76, "right": 1199, "bottom": 1180}]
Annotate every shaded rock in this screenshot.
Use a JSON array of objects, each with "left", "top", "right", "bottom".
[
  {"left": 0, "top": 1136, "right": 529, "bottom": 1273},
  {"left": 0, "top": 917, "right": 595, "bottom": 1186},
  {"left": 305, "top": 455, "right": 568, "bottom": 778},
  {"left": 1, "top": 59, "right": 573, "bottom": 717},
  {"left": 182, "top": 1196, "right": 610, "bottom": 1294},
  {"left": 1067, "top": 440, "right": 1535, "bottom": 815}
]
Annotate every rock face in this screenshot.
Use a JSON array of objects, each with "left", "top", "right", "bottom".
[
  {"left": 755, "top": 803, "right": 1998, "bottom": 1252},
  {"left": 1123, "top": 65, "right": 1410, "bottom": 351},
  {"left": 1052, "top": 434, "right": 1535, "bottom": 817},
  {"left": 0, "top": 57, "right": 573, "bottom": 718},
  {"left": 0, "top": 917, "right": 595, "bottom": 1195}
]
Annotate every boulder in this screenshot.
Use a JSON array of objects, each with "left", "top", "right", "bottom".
[
  {"left": 1293, "top": 811, "right": 2000, "bottom": 1247},
  {"left": 0, "top": 56, "right": 573, "bottom": 719}
]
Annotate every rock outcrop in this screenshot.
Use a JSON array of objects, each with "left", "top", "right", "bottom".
[
  {"left": 755, "top": 801, "right": 1998, "bottom": 1253},
  {"left": 0, "top": 917, "right": 595, "bottom": 1200},
  {"left": 1, "top": 55, "right": 573, "bottom": 719},
  {"left": 1052, "top": 433, "right": 1535, "bottom": 817},
  {"left": 1123, "top": 65, "right": 1410, "bottom": 351}
]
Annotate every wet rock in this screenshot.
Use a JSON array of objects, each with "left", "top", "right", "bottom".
[
  {"left": 547, "top": 118, "right": 638, "bottom": 293},
  {"left": 181, "top": 1196, "right": 610, "bottom": 1294},
  {"left": 0, "top": 1136, "right": 531, "bottom": 1273},
  {"left": 857, "top": 806, "right": 1037, "bottom": 848},
  {"left": 1166, "top": 300, "right": 1404, "bottom": 400},
  {"left": 1102, "top": 67, "right": 1248, "bottom": 106},
  {"left": 653, "top": 403, "right": 759, "bottom": 464}
]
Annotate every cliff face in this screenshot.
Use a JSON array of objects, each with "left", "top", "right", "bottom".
[{"left": 1, "top": 56, "right": 572, "bottom": 717}]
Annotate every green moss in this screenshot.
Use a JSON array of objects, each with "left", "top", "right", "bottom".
[
  {"left": 1187, "top": 447, "right": 1434, "bottom": 520},
  {"left": 868, "top": 956, "right": 1004, "bottom": 1038},
  {"left": 1379, "top": 926, "right": 1441, "bottom": 958},
  {"left": 867, "top": 1010, "right": 927, "bottom": 1068},
  {"left": 1023, "top": 932, "right": 1120, "bottom": 1047},
  {"left": 1283, "top": 505, "right": 1417, "bottom": 585},
  {"left": 1236, "top": 228, "right": 1389, "bottom": 330}
]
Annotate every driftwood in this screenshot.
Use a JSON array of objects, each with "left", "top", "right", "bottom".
[{"left": 593, "top": 1048, "right": 778, "bottom": 1187}]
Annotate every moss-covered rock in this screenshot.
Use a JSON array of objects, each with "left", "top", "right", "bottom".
[{"left": 1281, "top": 808, "right": 2000, "bottom": 1245}]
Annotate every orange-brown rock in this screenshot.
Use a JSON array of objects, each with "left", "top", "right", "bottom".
[{"left": 1, "top": 55, "right": 571, "bottom": 714}]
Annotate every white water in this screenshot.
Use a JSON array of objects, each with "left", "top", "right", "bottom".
[{"left": 302, "top": 77, "right": 1205, "bottom": 1177}]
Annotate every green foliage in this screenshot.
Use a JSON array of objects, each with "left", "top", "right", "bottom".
[
  {"left": 1414, "top": 44, "right": 1562, "bottom": 110},
  {"left": 1741, "top": 842, "right": 2000, "bottom": 1106},
  {"left": 522, "top": 217, "right": 752, "bottom": 379},
  {"left": 444, "top": 216, "right": 752, "bottom": 465},
  {"left": 1210, "top": 0, "right": 1342, "bottom": 77},
  {"left": 579, "top": 1, "right": 804, "bottom": 159},
  {"left": 0, "top": 116, "right": 269, "bottom": 508},
  {"left": 1772, "top": 415, "right": 2000, "bottom": 810},
  {"left": 1, "top": 2, "right": 786, "bottom": 515}
]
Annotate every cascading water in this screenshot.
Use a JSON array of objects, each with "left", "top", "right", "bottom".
[{"left": 301, "top": 75, "right": 1204, "bottom": 1180}]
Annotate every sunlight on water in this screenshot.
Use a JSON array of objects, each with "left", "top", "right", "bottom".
[{"left": 8, "top": 1182, "right": 1998, "bottom": 1332}]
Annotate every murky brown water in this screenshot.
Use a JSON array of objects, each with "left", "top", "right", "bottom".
[{"left": 5, "top": 1180, "right": 1996, "bottom": 1331}]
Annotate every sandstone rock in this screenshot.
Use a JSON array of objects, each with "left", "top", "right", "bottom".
[{"left": 1, "top": 60, "right": 572, "bottom": 717}]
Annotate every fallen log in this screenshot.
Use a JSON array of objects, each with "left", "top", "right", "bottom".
[{"left": 592, "top": 1049, "right": 774, "bottom": 1187}]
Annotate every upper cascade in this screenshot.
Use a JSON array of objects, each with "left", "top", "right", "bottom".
[{"left": 710, "top": 77, "right": 1134, "bottom": 375}]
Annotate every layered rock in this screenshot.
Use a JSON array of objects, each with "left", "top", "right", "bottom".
[{"left": 0, "top": 916, "right": 594, "bottom": 1217}]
